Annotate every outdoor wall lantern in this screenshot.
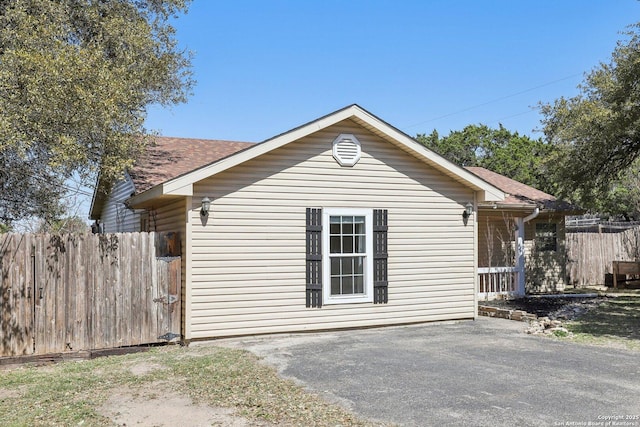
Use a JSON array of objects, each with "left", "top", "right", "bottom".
[
  {"left": 200, "top": 197, "right": 211, "bottom": 217},
  {"left": 462, "top": 202, "right": 474, "bottom": 220}
]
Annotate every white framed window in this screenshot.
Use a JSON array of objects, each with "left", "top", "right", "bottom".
[
  {"left": 322, "top": 208, "right": 373, "bottom": 304},
  {"left": 535, "top": 223, "right": 558, "bottom": 252}
]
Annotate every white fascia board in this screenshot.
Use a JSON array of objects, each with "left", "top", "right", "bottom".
[
  {"left": 129, "top": 104, "right": 504, "bottom": 204},
  {"left": 480, "top": 188, "right": 506, "bottom": 202},
  {"left": 160, "top": 107, "right": 357, "bottom": 192},
  {"left": 472, "top": 186, "right": 507, "bottom": 202},
  {"left": 126, "top": 184, "right": 164, "bottom": 207},
  {"left": 479, "top": 203, "right": 537, "bottom": 211},
  {"left": 163, "top": 182, "right": 193, "bottom": 196}
]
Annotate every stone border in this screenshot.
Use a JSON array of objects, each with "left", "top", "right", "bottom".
[
  {"left": 478, "top": 305, "right": 537, "bottom": 322},
  {"left": 478, "top": 305, "right": 572, "bottom": 336}
]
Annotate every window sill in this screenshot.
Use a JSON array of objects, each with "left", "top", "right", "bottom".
[{"left": 323, "top": 295, "right": 373, "bottom": 305}]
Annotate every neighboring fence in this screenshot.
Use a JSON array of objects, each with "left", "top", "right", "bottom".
[
  {"left": 0, "top": 232, "right": 181, "bottom": 358},
  {"left": 566, "top": 225, "right": 640, "bottom": 287},
  {"left": 566, "top": 219, "right": 640, "bottom": 234}
]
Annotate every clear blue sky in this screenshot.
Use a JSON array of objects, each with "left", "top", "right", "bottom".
[
  {"left": 77, "top": 0, "right": 638, "bottom": 222},
  {"left": 146, "top": 0, "right": 640, "bottom": 143}
]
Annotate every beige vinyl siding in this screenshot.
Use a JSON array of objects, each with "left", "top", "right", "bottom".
[
  {"left": 149, "top": 198, "right": 185, "bottom": 233},
  {"left": 100, "top": 173, "right": 142, "bottom": 232},
  {"left": 188, "top": 119, "right": 476, "bottom": 339}
]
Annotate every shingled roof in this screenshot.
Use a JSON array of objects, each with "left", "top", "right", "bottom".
[
  {"left": 91, "top": 105, "right": 509, "bottom": 220},
  {"left": 89, "top": 136, "right": 253, "bottom": 219},
  {"left": 129, "top": 136, "right": 254, "bottom": 193},
  {"left": 465, "top": 166, "right": 577, "bottom": 212}
]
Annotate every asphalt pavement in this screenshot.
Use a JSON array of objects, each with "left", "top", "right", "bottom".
[{"left": 216, "top": 317, "right": 640, "bottom": 426}]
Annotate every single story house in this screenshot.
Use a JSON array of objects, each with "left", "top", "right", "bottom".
[
  {"left": 91, "top": 104, "right": 511, "bottom": 341},
  {"left": 465, "top": 167, "right": 581, "bottom": 299}
]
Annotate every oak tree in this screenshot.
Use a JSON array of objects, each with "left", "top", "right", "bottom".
[
  {"left": 0, "top": 0, "right": 193, "bottom": 224},
  {"left": 417, "top": 124, "right": 554, "bottom": 194},
  {"left": 540, "top": 23, "right": 640, "bottom": 210}
]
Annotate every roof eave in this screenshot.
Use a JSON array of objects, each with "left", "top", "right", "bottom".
[
  {"left": 88, "top": 190, "right": 102, "bottom": 221},
  {"left": 127, "top": 104, "right": 506, "bottom": 206},
  {"left": 478, "top": 202, "right": 585, "bottom": 215},
  {"left": 478, "top": 203, "right": 537, "bottom": 211},
  {"left": 126, "top": 184, "right": 166, "bottom": 209}
]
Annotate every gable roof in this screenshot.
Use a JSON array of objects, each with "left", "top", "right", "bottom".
[
  {"left": 465, "top": 166, "right": 578, "bottom": 212},
  {"left": 124, "top": 104, "right": 505, "bottom": 208},
  {"left": 129, "top": 137, "right": 254, "bottom": 193},
  {"left": 89, "top": 137, "right": 253, "bottom": 219}
]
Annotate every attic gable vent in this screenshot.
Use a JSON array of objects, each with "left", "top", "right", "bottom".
[{"left": 332, "top": 134, "right": 361, "bottom": 167}]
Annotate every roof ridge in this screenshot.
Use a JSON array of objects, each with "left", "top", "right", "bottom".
[{"left": 150, "top": 135, "right": 254, "bottom": 144}]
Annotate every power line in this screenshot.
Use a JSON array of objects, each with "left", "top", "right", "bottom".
[
  {"left": 0, "top": 178, "right": 94, "bottom": 200},
  {"left": 485, "top": 107, "right": 542, "bottom": 129},
  {"left": 404, "top": 73, "right": 582, "bottom": 129},
  {"left": 60, "top": 184, "right": 94, "bottom": 198}
]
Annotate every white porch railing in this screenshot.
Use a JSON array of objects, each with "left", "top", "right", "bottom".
[{"left": 478, "top": 266, "right": 522, "bottom": 300}]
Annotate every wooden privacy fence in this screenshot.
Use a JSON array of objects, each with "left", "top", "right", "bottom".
[
  {"left": 0, "top": 232, "right": 181, "bottom": 358},
  {"left": 566, "top": 226, "right": 640, "bottom": 287}
]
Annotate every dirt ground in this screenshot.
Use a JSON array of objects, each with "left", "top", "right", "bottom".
[
  {"left": 100, "top": 389, "right": 251, "bottom": 427},
  {"left": 98, "top": 362, "right": 273, "bottom": 427},
  {"left": 480, "top": 294, "right": 609, "bottom": 319}
]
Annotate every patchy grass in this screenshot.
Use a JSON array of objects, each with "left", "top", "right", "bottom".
[
  {"left": 0, "top": 354, "right": 136, "bottom": 426},
  {"left": 0, "top": 345, "right": 387, "bottom": 426},
  {"left": 552, "top": 329, "right": 570, "bottom": 338},
  {"left": 164, "top": 345, "right": 379, "bottom": 426},
  {"left": 564, "top": 295, "right": 640, "bottom": 351}
]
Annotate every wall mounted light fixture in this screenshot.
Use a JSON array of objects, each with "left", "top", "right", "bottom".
[
  {"left": 462, "top": 202, "right": 474, "bottom": 220},
  {"left": 200, "top": 197, "right": 211, "bottom": 217}
]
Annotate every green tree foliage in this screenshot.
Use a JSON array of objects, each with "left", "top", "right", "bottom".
[
  {"left": 37, "top": 216, "right": 90, "bottom": 234},
  {"left": 587, "top": 158, "right": 640, "bottom": 219},
  {"left": 540, "top": 23, "right": 640, "bottom": 212},
  {"left": 0, "top": 0, "right": 193, "bottom": 224},
  {"left": 416, "top": 124, "right": 554, "bottom": 193}
]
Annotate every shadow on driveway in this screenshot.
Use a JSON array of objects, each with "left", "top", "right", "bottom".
[{"left": 216, "top": 317, "right": 640, "bottom": 426}]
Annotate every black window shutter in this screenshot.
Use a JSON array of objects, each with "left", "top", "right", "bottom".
[
  {"left": 373, "top": 209, "right": 388, "bottom": 304},
  {"left": 306, "top": 208, "right": 322, "bottom": 308}
]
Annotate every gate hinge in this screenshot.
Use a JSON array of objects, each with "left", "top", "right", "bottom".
[{"left": 153, "top": 294, "right": 178, "bottom": 304}]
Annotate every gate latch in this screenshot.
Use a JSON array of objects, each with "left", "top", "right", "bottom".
[
  {"left": 153, "top": 294, "right": 178, "bottom": 305},
  {"left": 158, "top": 332, "right": 180, "bottom": 341}
]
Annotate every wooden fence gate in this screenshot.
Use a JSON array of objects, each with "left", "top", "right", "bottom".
[{"left": 0, "top": 232, "right": 181, "bottom": 357}]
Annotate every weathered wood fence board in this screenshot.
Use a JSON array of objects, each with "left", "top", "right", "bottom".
[
  {"left": 0, "top": 234, "right": 34, "bottom": 356},
  {"left": 0, "top": 232, "right": 181, "bottom": 357},
  {"left": 566, "top": 227, "right": 640, "bottom": 287}
]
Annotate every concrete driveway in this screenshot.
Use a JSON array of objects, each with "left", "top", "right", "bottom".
[{"left": 217, "top": 317, "right": 640, "bottom": 426}]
